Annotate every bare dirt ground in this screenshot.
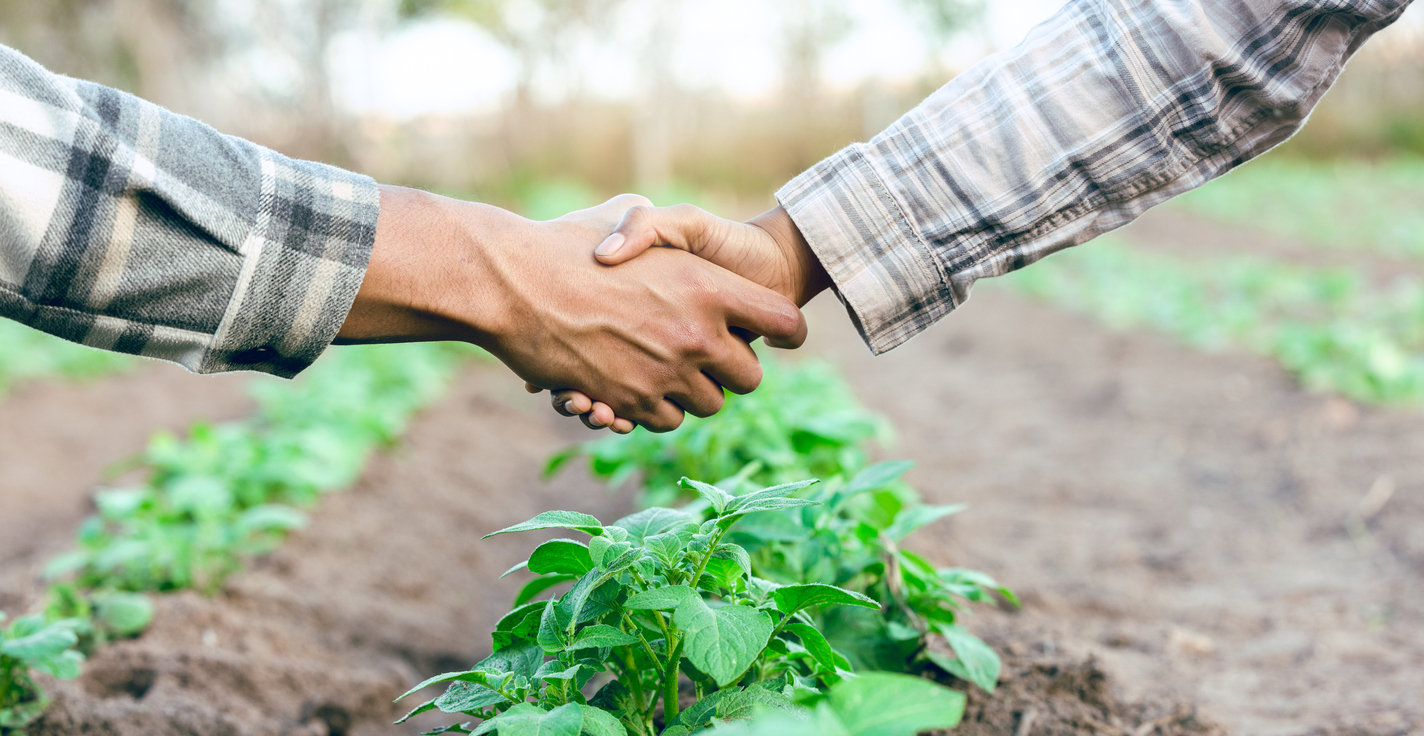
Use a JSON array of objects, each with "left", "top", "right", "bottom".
[{"left": 2, "top": 208, "right": 1419, "bottom": 735}]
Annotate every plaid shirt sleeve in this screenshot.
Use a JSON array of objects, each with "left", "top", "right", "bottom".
[
  {"left": 777, "top": 0, "right": 1414, "bottom": 355},
  {"left": 0, "top": 44, "right": 379, "bottom": 378}
]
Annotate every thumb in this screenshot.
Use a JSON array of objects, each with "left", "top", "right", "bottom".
[{"left": 594, "top": 204, "right": 716, "bottom": 265}]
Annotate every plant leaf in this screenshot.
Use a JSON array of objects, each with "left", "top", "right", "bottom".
[
  {"left": 623, "top": 585, "right": 696, "bottom": 611},
  {"left": 678, "top": 478, "right": 733, "bottom": 515},
  {"left": 826, "top": 672, "right": 965, "bottom": 735},
  {"left": 784, "top": 623, "right": 851, "bottom": 673},
  {"left": 470, "top": 703, "right": 582, "bottom": 736},
  {"left": 528, "top": 539, "right": 594, "bottom": 576},
  {"left": 514, "top": 574, "right": 576, "bottom": 608},
  {"left": 395, "top": 668, "right": 504, "bottom": 703},
  {"left": 612, "top": 507, "right": 694, "bottom": 544},
  {"left": 482, "top": 511, "right": 604, "bottom": 539},
  {"left": 92, "top": 591, "right": 154, "bottom": 636},
  {"left": 884, "top": 504, "right": 966, "bottom": 542},
  {"left": 726, "top": 497, "right": 821, "bottom": 516},
  {"left": 1, "top": 619, "right": 79, "bottom": 660},
  {"left": 674, "top": 599, "right": 772, "bottom": 686},
  {"left": 726, "top": 479, "right": 820, "bottom": 513},
  {"left": 576, "top": 705, "right": 628, "bottom": 736},
  {"left": 929, "top": 624, "right": 1001, "bottom": 693},
  {"left": 773, "top": 584, "right": 880, "bottom": 616},
  {"left": 568, "top": 624, "right": 640, "bottom": 650}
]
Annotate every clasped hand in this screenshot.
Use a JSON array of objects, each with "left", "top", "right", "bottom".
[
  {"left": 340, "top": 187, "right": 821, "bottom": 433},
  {"left": 526, "top": 201, "right": 831, "bottom": 433}
]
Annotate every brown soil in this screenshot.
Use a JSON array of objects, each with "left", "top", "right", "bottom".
[{"left": 2, "top": 208, "right": 1419, "bottom": 735}]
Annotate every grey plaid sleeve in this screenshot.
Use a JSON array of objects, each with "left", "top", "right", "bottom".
[
  {"left": 0, "top": 44, "right": 379, "bottom": 378},
  {"left": 778, "top": 0, "right": 1413, "bottom": 355}
]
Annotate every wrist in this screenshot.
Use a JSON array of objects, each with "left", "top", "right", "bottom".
[
  {"left": 337, "top": 185, "right": 518, "bottom": 347},
  {"left": 748, "top": 205, "right": 831, "bottom": 307}
]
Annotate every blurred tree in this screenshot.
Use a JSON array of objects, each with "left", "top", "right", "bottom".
[{"left": 898, "top": 0, "right": 982, "bottom": 56}]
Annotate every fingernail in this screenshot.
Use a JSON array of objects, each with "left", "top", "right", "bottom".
[
  {"left": 563, "top": 400, "right": 578, "bottom": 415},
  {"left": 595, "top": 233, "right": 625, "bottom": 258}
]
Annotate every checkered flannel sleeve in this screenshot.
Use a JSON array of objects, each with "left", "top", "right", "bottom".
[
  {"left": 0, "top": 44, "right": 379, "bottom": 378},
  {"left": 778, "top": 0, "right": 1413, "bottom": 355}
]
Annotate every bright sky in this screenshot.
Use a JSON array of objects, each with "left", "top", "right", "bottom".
[
  {"left": 330, "top": 0, "right": 1424, "bottom": 120},
  {"left": 330, "top": 0, "right": 1069, "bottom": 119}
]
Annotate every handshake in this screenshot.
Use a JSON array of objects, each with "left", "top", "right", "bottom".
[{"left": 338, "top": 187, "right": 834, "bottom": 434}]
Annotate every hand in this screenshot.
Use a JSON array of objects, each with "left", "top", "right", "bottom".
[
  {"left": 338, "top": 187, "right": 807, "bottom": 432},
  {"left": 543, "top": 203, "right": 832, "bottom": 431}
]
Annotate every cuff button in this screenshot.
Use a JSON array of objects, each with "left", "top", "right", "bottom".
[{"left": 232, "top": 346, "right": 279, "bottom": 365}]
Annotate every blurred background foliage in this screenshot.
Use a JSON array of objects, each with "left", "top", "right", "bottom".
[{"left": 1, "top": 0, "right": 1422, "bottom": 404}]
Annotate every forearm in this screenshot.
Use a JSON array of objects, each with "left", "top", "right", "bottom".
[
  {"left": 0, "top": 43, "right": 378, "bottom": 377},
  {"left": 778, "top": 0, "right": 1413, "bottom": 354}
]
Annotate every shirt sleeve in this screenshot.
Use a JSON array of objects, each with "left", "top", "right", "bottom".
[
  {"left": 776, "top": 0, "right": 1413, "bottom": 355},
  {"left": 0, "top": 44, "right": 379, "bottom": 378}
]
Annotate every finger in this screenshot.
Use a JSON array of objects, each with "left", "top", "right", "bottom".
[
  {"left": 594, "top": 204, "right": 715, "bottom": 265},
  {"left": 525, "top": 382, "right": 543, "bottom": 394},
  {"left": 609, "top": 416, "right": 636, "bottom": 434},
  {"left": 637, "top": 399, "right": 686, "bottom": 434},
  {"left": 714, "top": 273, "right": 808, "bottom": 350},
  {"left": 586, "top": 402, "right": 635, "bottom": 434},
  {"left": 665, "top": 373, "right": 726, "bottom": 419},
  {"left": 702, "top": 334, "right": 762, "bottom": 396},
  {"left": 585, "top": 402, "right": 617, "bottom": 428},
  {"left": 552, "top": 390, "right": 593, "bottom": 417},
  {"left": 580, "top": 413, "right": 609, "bottom": 430}
]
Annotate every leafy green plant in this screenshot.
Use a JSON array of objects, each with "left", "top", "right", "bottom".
[
  {"left": 552, "top": 359, "right": 1013, "bottom": 690},
  {"left": 0, "top": 613, "right": 83, "bottom": 734},
  {"left": 396, "top": 477, "right": 971, "bottom": 736},
  {"left": 42, "top": 585, "right": 153, "bottom": 655}
]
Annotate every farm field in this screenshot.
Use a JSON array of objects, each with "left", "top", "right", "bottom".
[{"left": 1, "top": 198, "right": 1420, "bottom": 735}]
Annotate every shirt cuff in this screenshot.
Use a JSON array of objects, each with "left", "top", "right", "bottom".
[
  {"left": 776, "top": 143, "right": 955, "bottom": 355},
  {"left": 201, "top": 152, "right": 380, "bottom": 378}
]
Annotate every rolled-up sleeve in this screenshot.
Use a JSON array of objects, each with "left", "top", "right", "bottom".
[
  {"left": 777, "top": 0, "right": 1413, "bottom": 355},
  {"left": 0, "top": 44, "right": 379, "bottom": 378}
]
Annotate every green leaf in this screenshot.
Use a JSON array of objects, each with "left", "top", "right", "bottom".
[
  {"left": 92, "top": 591, "right": 154, "bottom": 636},
  {"left": 587, "top": 537, "right": 632, "bottom": 569},
  {"left": 575, "top": 705, "right": 628, "bottom": 736},
  {"left": 678, "top": 478, "right": 733, "bottom": 515},
  {"left": 514, "top": 574, "right": 576, "bottom": 607},
  {"left": 725, "top": 497, "right": 821, "bottom": 516},
  {"left": 31, "top": 648, "right": 84, "bottom": 679},
  {"left": 623, "top": 585, "right": 696, "bottom": 611},
  {"left": 471, "top": 703, "right": 582, "bottom": 736},
  {"left": 528, "top": 539, "right": 594, "bottom": 576},
  {"left": 930, "top": 624, "right": 1001, "bottom": 693},
  {"left": 395, "top": 668, "right": 506, "bottom": 703},
  {"left": 1, "top": 618, "right": 79, "bottom": 661},
  {"left": 483, "top": 511, "right": 604, "bottom": 539},
  {"left": 784, "top": 623, "right": 851, "bottom": 673},
  {"left": 842, "top": 461, "right": 914, "bottom": 499},
  {"left": 726, "top": 479, "right": 820, "bottom": 513},
  {"left": 538, "top": 599, "right": 570, "bottom": 653},
  {"left": 826, "top": 672, "right": 965, "bottom": 735},
  {"left": 568, "top": 624, "right": 639, "bottom": 650},
  {"left": 612, "top": 507, "right": 694, "bottom": 544},
  {"left": 712, "top": 544, "right": 751, "bottom": 579},
  {"left": 395, "top": 699, "right": 439, "bottom": 724},
  {"left": 884, "top": 504, "right": 966, "bottom": 542},
  {"left": 643, "top": 530, "right": 690, "bottom": 569},
  {"left": 235, "top": 504, "right": 308, "bottom": 534},
  {"left": 714, "top": 684, "right": 800, "bottom": 722},
  {"left": 500, "top": 561, "right": 529, "bottom": 579},
  {"left": 773, "top": 584, "right": 880, "bottom": 616},
  {"left": 674, "top": 599, "right": 773, "bottom": 686}
]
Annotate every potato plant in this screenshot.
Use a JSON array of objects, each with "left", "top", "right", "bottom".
[
  {"left": 397, "top": 477, "right": 969, "bottom": 736},
  {"left": 0, "top": 613, "right": 83, "bottom": 734}
]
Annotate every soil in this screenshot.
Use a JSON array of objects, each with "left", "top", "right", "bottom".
[{"left": 2, "top": 207, "right": 1420, "bottom": 735}]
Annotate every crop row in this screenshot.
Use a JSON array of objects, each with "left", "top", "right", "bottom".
[
  {"left": 402, "top": 358, "right": 1014, "bottom": 735},
  {"left": 1, "top": 342, "right": 481, "bottom": 733},
  {"left": 998, "top": 238, "right": 1424, "bottom": 404}
]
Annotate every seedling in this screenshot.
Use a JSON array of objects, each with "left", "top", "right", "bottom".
[
  {"left": 0, "top": 613, "right": 83, "bottom": 733},
  {"left": 397, "top": 477, "right": 971, "bottom": 735}
]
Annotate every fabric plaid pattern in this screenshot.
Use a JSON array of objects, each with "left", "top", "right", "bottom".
[
  {"left": 0, "top": 44, "right": 379, "bottom": 378},
  {"left": 778, "top": 0, "right": 1414, "bottom": 355}
]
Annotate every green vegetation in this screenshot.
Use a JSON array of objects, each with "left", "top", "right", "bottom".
[
  {"left": 0, "top": 321, "right": 133, "bottom": 396},
  {"left": 1171, "top": 157, "right": 1424, "bottom": 259},
  {"left": 397, "top": 477, "right": 970, "bottom": 736},
  {"left": 999, "top": 238, "right": 1424, "bottom": 404},
  {"left": 1, "top": 614, "right": 83, "bottom": 733},
  {"left": 0, "top": 341, "right": 483, "bottom": 731}
]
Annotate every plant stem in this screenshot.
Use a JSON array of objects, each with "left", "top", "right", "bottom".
[
  {"left": 661, "top": 637, "right": 685, "bottom": 724},
  {"left": 687, "top": 527, "right": 729, "bottom": 591}
]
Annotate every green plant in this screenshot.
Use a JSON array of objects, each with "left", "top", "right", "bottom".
[
  {"left": 0, "top": 613, "right": 83, "bottom": 733},
  {"left": 0, "top": 321, "right": 133, "bottom": 396},
  {"left": 396, "top": 477, "right": 970, "bottom": 735},
  {"left": 42, "top": 585, "right": 153, "bottom": 655},
  {"left": 552, "top": 360, "right": 1013, "bottom": 688}
]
